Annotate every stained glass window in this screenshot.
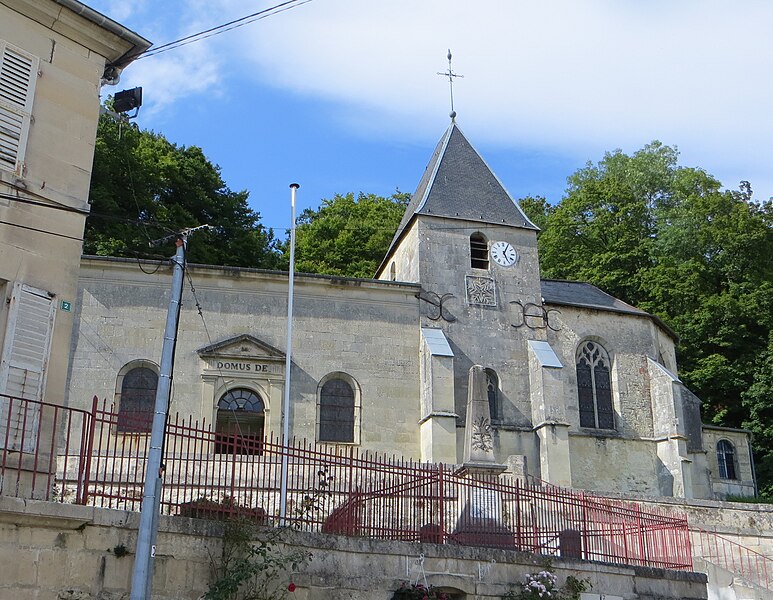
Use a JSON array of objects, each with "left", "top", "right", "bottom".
[{"left": 576, "top": 341, "right": 614, "bottom": 429}]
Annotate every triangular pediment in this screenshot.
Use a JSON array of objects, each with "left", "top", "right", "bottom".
[{"left": 197, "top": 334, "right": 285, "bottom": 361}]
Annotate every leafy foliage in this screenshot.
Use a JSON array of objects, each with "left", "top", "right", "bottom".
[
  {"left": 86, "top": 115, "right": 281, "bottom": 268},
  {"left": 292, "top": 466, "right": 334, "bottom": 530},
  {"left": 205, "top": 519, "right": 311, "bottom": 600},
  {"left": 293, "top": 191, "right": 409, "bottom": 277},
  {"left": 525, "top": 142, "right": 773, "bottom": 497}
]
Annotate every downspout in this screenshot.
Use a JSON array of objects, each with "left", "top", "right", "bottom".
[{"left": 749, "top": 431, "right": 758, "bottom": 498}]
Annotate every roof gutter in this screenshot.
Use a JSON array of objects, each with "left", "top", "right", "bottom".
[{"left": 54, "top": 0, "right": 151, "bottom": 68}]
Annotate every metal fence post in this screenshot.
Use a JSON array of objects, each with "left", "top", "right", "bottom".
[
  {"left": 438, "top": 464, "right": 445, "bottom": 544},
  {"left": 78, "top": 396, "right": 98, "bottom": 505}
]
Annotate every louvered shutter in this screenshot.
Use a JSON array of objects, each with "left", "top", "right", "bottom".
[
  {"left": 0, "top": 283, "right": 55, "bottom": 451},
  {"left": 0, "top": 40, "right": 38, "bottom": 175}
]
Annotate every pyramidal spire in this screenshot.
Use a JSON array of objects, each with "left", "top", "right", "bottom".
[{"left": 376, "top": 123, "right": 538, "bottom": 277}]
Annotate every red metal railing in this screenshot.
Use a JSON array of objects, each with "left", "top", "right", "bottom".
[
  {"left": 693, "top": 528, "right": 773, "bottom": 591},
  {"left": 0, "top": 393, "right": 93, "bottom": 502},
  {"left": 2, "top": 394, "right": 694, "bottom": 570}
]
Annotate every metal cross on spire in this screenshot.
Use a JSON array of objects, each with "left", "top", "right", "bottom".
[{"left": 437, "top": 49, "right": 464, "bottom": 121}]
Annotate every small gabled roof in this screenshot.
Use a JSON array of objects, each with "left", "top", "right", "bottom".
[
  {"left": 540, "top": 279, "right": 678, "bottom": 340},
  {"left": 377, "top": 122, "right": 537, "bottom": 276},
  {"left": 197, "top": 334, "right": 285, "bottom": 360},
  {"left": 540, "top": 280, "right": 649, "bottom": 316}
]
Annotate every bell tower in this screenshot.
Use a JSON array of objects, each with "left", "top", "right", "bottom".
[{"left": 375, "top": 122, "right": 569, "bottom": 480}]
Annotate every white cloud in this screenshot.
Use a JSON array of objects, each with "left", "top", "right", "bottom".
[
  {"left": 226, "top": 0, "right": 773, "bottom": 193},
  {"left": 93, "top": 0, "right": 773, "bottom": 199},
  {"left": 113, "top": 43, "right": 223, "bottom": 118}
]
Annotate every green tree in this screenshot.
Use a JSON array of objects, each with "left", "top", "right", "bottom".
[
  {"left": 86, "top": 115, "right": 281, "bottom": 268},
  {"left": 536, "top": 141, "right": 680, "bottom": 305},
  {"left": 292, "top": 191, "right": 409, "bottom": 277},
  {"left": 533, "top": 143, "right": 773, "bottom": 496},
  {"left": 743, "top": 334, "right": 773, "bottom": 497},
  {"left": 518, "top": 195, "right": 554, "bottom": 231}
]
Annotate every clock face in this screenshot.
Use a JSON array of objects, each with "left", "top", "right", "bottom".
[{"left": 490, "top": 241, "right": 518, "bottom": 267}]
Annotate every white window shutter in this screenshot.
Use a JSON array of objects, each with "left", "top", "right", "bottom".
[
  {"left": 0, "top": 40, "right": 38, "bottom": 175},
  {"left": 0, "top": 283, "right": 55, "bottom": 451}
]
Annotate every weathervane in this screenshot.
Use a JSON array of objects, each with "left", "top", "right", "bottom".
[{"left": 437, "top": 49, "right": 464, "bottom": 121}]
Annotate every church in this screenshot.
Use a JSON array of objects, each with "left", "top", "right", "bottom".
[{"left": 65, "top": 120, "right": 756, "bottom": 501}]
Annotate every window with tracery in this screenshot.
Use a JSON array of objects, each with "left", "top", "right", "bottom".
[
  {"left": 470, "top": 233, "right": 489, "bottom": 269},
  {"left": 117, "top": 366, "right": 158, "bottom": 433},
  {"left": 318, "top": 376, "right": 358, "bottom": 443},
  {"left": 485, "top": 369, "right": 499, "bottom": 421},
  {"left": 717, "top": 439, "right": 737, "bottom": 480},
  {"left": 576, "top": 341, "right": 614, "bottom": 429},
  {"left": 215, "top": 388, "right": 264, "bottom": 455}
]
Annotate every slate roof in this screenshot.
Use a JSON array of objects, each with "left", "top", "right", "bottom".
[
  {"left": 540, "top": 280, "right": 648, "bottom": 316},
  {"left": 540, "top": 279, "right": 677, "bottom": 339},
  {"left": 377, "top": 122, "right": 537, "bottom": 275}
]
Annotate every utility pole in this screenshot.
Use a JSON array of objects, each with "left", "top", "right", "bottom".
[{"left": 130, "top": 225, "right": 210, "bottom": 599}]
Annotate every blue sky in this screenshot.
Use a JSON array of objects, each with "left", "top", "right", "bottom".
[{"left": 89, "top": 0, "right": 773, "bottom": 234}]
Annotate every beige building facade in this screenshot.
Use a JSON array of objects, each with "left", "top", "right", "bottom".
[
  {"left": 66, "top": 122, "right": 755, "bottom": 502},
  {"left": 0, "top": 0, "right": 148, "bottom": 457}
]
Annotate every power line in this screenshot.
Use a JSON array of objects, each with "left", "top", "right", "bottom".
[
  {"left": 0, "top": 219, "right": 83, "bottom": 241},
  {"left": 0, "top": 192, "right": 90, "bottom": 215},
  {"left": 184, "top": 269, "right": 252, "bottom": 444},
  {"left": 136, "top": 0, "right": 314, "bottom": 60}
]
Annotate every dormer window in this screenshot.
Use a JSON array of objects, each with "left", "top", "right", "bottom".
[{"left": 470, "top": 233, "right": 489, "bottom": 269}]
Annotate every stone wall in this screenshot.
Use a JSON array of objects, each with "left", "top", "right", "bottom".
[
  {"left": 0, "top": 496, "right": 707, "bottom": 600},
  {"left": 68, "top": 258, "right": 423, "bottom": 457}
]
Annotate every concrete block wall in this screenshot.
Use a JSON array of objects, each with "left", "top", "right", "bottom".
[{"left": 0, "top": 497, "right": 707, "bottom": 600}]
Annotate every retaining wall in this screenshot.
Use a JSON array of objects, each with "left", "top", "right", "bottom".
[{"left": 0, "top": 496, "right": 707, "bottom": 600}]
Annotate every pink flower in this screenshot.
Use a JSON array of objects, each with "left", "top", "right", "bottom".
[{"left": 288, "top": 583, "right": 297, "bottom": 592}]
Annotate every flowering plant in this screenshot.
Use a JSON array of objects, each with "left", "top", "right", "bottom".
[
  {"left": 502, "top": 567, "right": 589, "bottom": 600},
  {"left": 392, "top": 582, "right": 450, "bottom": 600},
  {"left": 520, "top": 570, "right": 557, "bottom": 598}
]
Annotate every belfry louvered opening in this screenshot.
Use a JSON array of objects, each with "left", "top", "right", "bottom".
[{"left": 470, "top": 232, "right": 489, "bottom": 269}]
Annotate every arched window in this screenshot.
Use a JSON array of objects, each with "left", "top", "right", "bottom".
[
  {"left": 485, "top": 369, "right": 499, "bottom": 421},
  {"left": 215, "top": 388, "right": 265, "bottom": 455},
  {"left": 717, "top": 440, "right": 737, "bottom": 480},
  {"left": 389, "top": 262, "right": 396, "bottom": 281},
  {"left": 576, "top": 341, "right": 614, "bottom": 429},
  {"left": 117, "top": 364, "right": 158, "bottom": 433},
  {"left": 318, "top": 375, "right": 359, "bottom": 443},
  {"left": 470, "top": 233, "right": 489, "bottom": 269}
]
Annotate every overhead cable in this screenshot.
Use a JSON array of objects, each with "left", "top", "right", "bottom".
[{"left": 137, "top": 0, "right": 314, "bottom": 60}]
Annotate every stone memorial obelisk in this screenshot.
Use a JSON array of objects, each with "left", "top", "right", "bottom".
[
  {"left": 453, "top": 365, "right": 510, "bottom": 546},
  {"left": 462, "top": 365, "right": 507, "bottom": 471}
]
